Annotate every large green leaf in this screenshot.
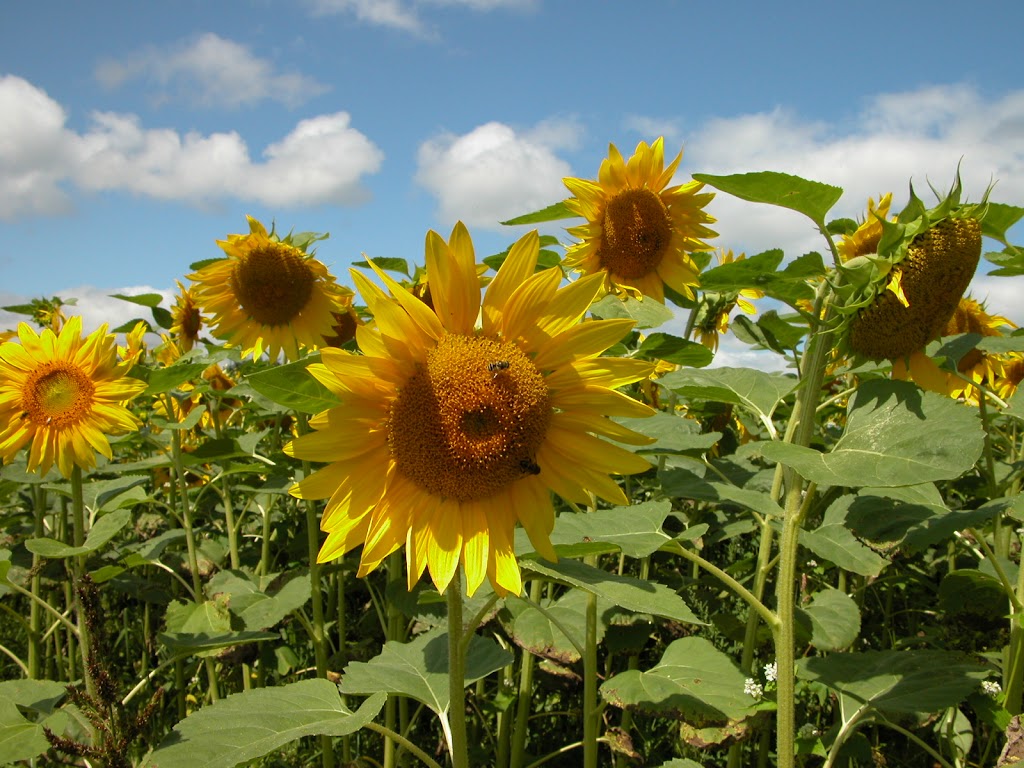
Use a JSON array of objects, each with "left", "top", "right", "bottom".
[
  {"left": 759, "top": 380, "right": 984, "bottom": 488},
  {"left": 637, "top": 333, "right": 714, "bottom": 368},
  {"left": 144, "top": 682, "right": 385, "bottom": 768},
  {"left": 25, "top": 508, "right": 132, "bottom": 559},
  {"left": 160, "top": 594, "right": 276, "bottom": 656},
  {"left": 206, "top": 570, "right": 312, "bottom": 631},
  {"left": 589, "top": 294, "right": 675, "bottom": 329},
  {"left": 601, "top": 637, "right": 756, "bottom": 724},
  {"left": 521, "top": 558, "right": 704, "bottom": 625},
  {"left": 0, "top": 699, "right": 50, "bottom": 765},
  {"left": 797, "top": 650, "right": 990, "bottom": 714},
  {"left": 617, "top": 412, "right": 721, "bottom": 456},
  {"left": 800, "top": 495, "right": 889, "bottom": 577},
  {"left": 245, "top": 356, "right": 340, "bottom": 414},
  {"left": 338, "top": 627, "right": 512, "bottom": 714},
  {"left": 980, "top": 202, "right": 1024, "bottom": 244},
  {"left": 660, "top": 367, "right": 797, "bottom": 430},
  {"left": 692, "top": 171, "right": 843, "bottom": 225},
  {"left": 659, "top": 466, "right": 783, "bottom": 519},
  {"left": 799, "top": 587, "right": 861, "bottom": 651},
  {"left": 551, "top": 501, "right": 673, "bottom": 558},
  {"left": 501, "top": 201, "right": 575, "bottom": 225},
  {"left": 134, "top": 362, "right": 210, "bottom": 396},
  {"left": 505, "top": 589, "right": 608, "bottom": 663}
]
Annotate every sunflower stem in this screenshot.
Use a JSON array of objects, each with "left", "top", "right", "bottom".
[
  {"left": 447, "top": 565, "right": 470, "bottom": 768},
  {"left": 28, "top": 484, "right": 47, "bottom": 679},
  {"left": 582, "top": 554, "right": 600, "bottom": 768},
  {"left": 297, "top": 413, "right": 336, "bottom": 768},
  {"left": 70, "top": 466, "right": 98, "bottom": 705},
  {"left": 168, "top": 401, "right": 220, "bottom": 703},
  {"left": 510, "top": 579, "right": 541, "bottom": 768}
]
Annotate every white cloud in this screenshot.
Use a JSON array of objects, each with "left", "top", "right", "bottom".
[
  {"left": 306, "top": 0, "right": 535, "bottom": 34},
  {"left": 622, "top": 115, "right": 684, "bottom": 146},
  {"left": 0, "top": 285, "right": 173, "bottom": 339},
  {"left": 415, "top": 119, "right": 579, "bottom": 229},
  {"left": 0, "top": 76, "right": 383, "bottom": 218},
  {"left": 95, "top": 33, "right": 330, "bottom": 109}
]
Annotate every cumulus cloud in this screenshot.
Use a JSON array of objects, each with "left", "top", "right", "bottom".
[
  {"left": 306, "top": 0, "right": 535, "bottom": 34},
  {"left": 415, "top": 119, "right": 580, "bottom": 229},
  {"left": 0, "top": 76, "right": 383, "bottom": 218},
  {"left": 95, "top": 33, "right": 330, "bottom": 109},
  {"left": 0, "top": 285, "right": 174, "bottom": 339}
]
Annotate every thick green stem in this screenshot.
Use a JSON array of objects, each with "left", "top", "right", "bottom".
[
  {"left": 28, "top": 484, "right": 46, "bottom": 678},
  {"left": 583, "top": 588, "right": 599, "bottom": 768},
  {"left": 70, "top": 467, "right": 98, "bottom": 701},
  {"left": 447, "top": 567, "right": 470, "bottom": 768},
  {"left": 510, "top": 579, "right": 541, "bottom": 767}
]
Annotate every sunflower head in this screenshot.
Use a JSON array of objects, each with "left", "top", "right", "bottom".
[
  {"left": 286, "top": 223, "right": 656, "bottom": 597},
  {"left": 690, "top": 250, "right": 763, "bottom": 353},
  {"left": 834, "top": 173, "right": 990, "bottom": 365},
  {"left": 171, "top": 280, "right": 205, "bottom": 352},
  {"left": 0, "top": 317, "right": 145, "bottom": 477},
  {"left": 189, "top": 216, "right": 347, "bottom": 361},
  {"left": 563, "top": 137, "right": 717, "bottom": 303},
  {"left": 322, "top": 286, "right": 364, "bottom": 348}
]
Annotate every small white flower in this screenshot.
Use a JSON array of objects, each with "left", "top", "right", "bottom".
[
  {"left": 764, "top": 662, "right": 778, "bottom": 682},
  {"left": 744, "top": 678, "right": 764, "bottom": 699},
  {"left": 805, "top": 559, "right": 818, "bottom": 568},
  {"left": 982, "top": 680, "right": 1002, "bottom": 698}
]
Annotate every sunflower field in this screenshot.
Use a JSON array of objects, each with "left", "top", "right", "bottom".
[{"left": 2, "top": 139, "right": 1024, "bottom": 768}]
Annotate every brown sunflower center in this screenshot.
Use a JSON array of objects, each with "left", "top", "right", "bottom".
[
  {"left": 230, "top": 244, "right": 315, "bottom": 326},
  {"left": 387, "top": 334, "right": 551, "bottom": 502},
  {"left": 22, "top": 363, "right": 95, "bottom": 428},
  {"left": 179, "top": 301, "right": 203, "bottom": 341},
  {"left": 598, "top": 188, "right": 672, "bottom": 279}
]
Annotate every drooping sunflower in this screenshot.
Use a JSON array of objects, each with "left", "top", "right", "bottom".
[
  {"left": 834, "top": 175, "right": 989, "bottom": 390},
  {"left": 170, "top": 280, "right": 205, "bottom": 352},
  {"left": 0, "top": 317, "right": 146, "bottom": 477},
  {"left": 935, "top": 296, "right": 1017, "bottom": 403},
  {"left": 691, "top": 249, "right": 764, "bottom": 353},
  {"left": 286, "top": 223, "right": 656, "bottom": 597},
  {"left": 190, "top": 216, "right": 347, "bottom": 361},
  {"left": 563, "top": 138, "right": 717, "bottom": 302}
]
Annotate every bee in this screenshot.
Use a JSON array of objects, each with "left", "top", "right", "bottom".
[
  {"left": 488, "top": 360, "right": 510, "bottom": 379},
  {"left": 519, "top": 458, "right": 541, "bottom": 476}
]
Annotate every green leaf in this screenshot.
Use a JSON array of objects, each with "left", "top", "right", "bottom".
[
  {"left": 551, "top": 501, "right": 673, "bottom": 559},
  {"left": 1006, "top": 387, "right": 1024, "bottom": 422},
  {"left": 693, "top": 171, "right": 843, "bottom": 225},
  {"left": 0, "top": 699, "right": 50, "bottom": 764},
  {"left": 617, "top": 412, "right": 720, "bottom": 456},
  {"left": 206, "top": 570, "right": 311, "bottom": 631},
  {"left": 145, "top": 682, "right": 385, "bottom": 768},
  {"left": 601, "top": 637, "right": 755, "bottom": 724},
  {"left": 505, "top": 589, "right": 606, "bottom": 664},
  {"left": 501, "top": 201, "right": 575, "bottom": 225},
  {"left": 25, "top": 508, "right": 132, "bottom": 558},
  {"left": 980, "top": 202, "right": 1024, "bottom": 244},
  {"left": 350, "top": 256, "right": 410, "bottom": 276},
  {"left": 800, "top": 587, "right": 861, "bottom": 651},
  {"left": 984, "top": 245, "right": 1024, "bottom": 277},
  {"left": 0, "top": 679, "right": 66, "bottom": 712},
  {"left": 158, "top": 594, "right": 281, "bottom": 657},
  {"left": 589, "top": 294, "right": 675, "bottom": 329},
  {"left": 697, "top": 249, "right": 783, "bottom": 292},
  {"left": 660, "top": 366, "right": 797, "bottom": 428},
  {"left": 637, "top": 333, "right": 713, "bottom": 367},
  {"left": 521, "top": 557, "right": 705, "bottom": 625},
  {"left": 112, "top": 292, "right": 164, "bottom": 308},
  {"left": 246, "top": 356, "right": 340, "bottom": 414},
  {"left": 801, "top": 524, "right": 888, "bottom": 578},
  {"left": 338, "top": 627, "right": 512, "bottom": 714},
  {"left": 797, "top": 650, "right": 990, "bottom": 714},
  {"left": 939, "top": 570, "right": 1007, "bottom": 619},
  {"left": 758, "top": 380, "right": 984, "bottom": 487},
  {"left": 135, "top": 362, "right": 210, "bottom": 396},
  {"left": 151, "top": 404, "right": 207, "bottom": 430},
  {"left": 659, "top": 466, "right": 783, "bottom": 519}
]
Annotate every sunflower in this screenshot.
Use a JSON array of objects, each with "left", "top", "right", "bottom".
[
  {"left": 170, "top": 280, "right": 205, "bottom": 352},
  {"left": 833, "top": 176, "right": 989, "bottom": 390},
  {"left": 932, "top": 296, "right": 1017, "bottom": 403},
  {"left": 118, "top": 320, "right": 149, "bottom": 365},
  {"left": 0, "top": 317, "right": 145, "bottom": 477},
  {"left": 691, "top": 250, "right": 763, "bottom": 353},
  {"left": 562, "top": 138, "right": 717, "bottom": 302},
  {"left": 321, "top": 286, "right": 363, "bottom": 348},
  {"left": 286, "top": 223, "right": 656, "bottom": 597},
  {"left": 837, "top": 193, "right": 893, "bottom": 263},
  {"left": 190, "top": 216, "right": 347, "bottom": 361}
]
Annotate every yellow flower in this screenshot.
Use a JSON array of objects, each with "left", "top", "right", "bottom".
[
  {"left": 563, "top": 138, "right": 717, "bottom": 302},
  {"left": 118, "top": 321, "right": 149, "bottom": 365},
  {"left": 321, "top": 286, "right": 363, "bottom": 349},
  {"left": 691, "top": 250, "right": 763, "bottom": 353},
  {"left": 286, "top": 224, "right": 656, "bottom": 597},
  {"left": 170, "top": 280, "right": 205, "bottom": 352},
  {"left": 0, "top": 317, "right": 145, "bottom": 477},
  {"left": 190, "top": 216, "right": 347, "bottom": 361},
  {"left": 837, "top": 193, "right": 893, "bottom": 262}
]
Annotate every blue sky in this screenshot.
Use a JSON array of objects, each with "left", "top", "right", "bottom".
[{"left": 2, "top": 0, "right": 1023, "bottom": 365}]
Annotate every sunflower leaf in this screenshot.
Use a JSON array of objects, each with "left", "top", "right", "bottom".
[
  {"left": 144, "top": 682, "right": 385, "bottom": 768},
  {"left": 984, "top": 245, "right": 1024, "bottom": 276},
  {"left": 659, "top": 366, "right": 797, "bottom": 427},
  {"left": 338, "top": 627, "right": 512, "bottom": 714},
  {"left": 799, "top": 587, "right": 861, "bottom": 651},
  {"left": 111, "top": 292, "right": 164, "bottom": 308},
  {"left": 133, "top": 362, "right": 210, "bottom": 396},
  {"left": 637, "top": 333, "right": 713, "bottom": 367},
  {"left": 589, "top": 294, "right": 675, "bottom": 329},
  {"left": 245, "top": 356, "right": 340, "bottom": 414},
  {"left": 521, "top": 558, "right": 705, "bottom": 625},
  {"left": 980, "top": 202, "right": 1024, "bottom": 245},
  {"left": 25, "top": 508, "right": 131, "bottom": 559},
  {"left": 351, "top": 257, "right": 410, "bottom": 276},
  {"left": 796, "top": 650, "right": 990, "bottom": 715},
  {"left": 757, "top": 380, "right": 984, "bottom": 488},
  {"left": 600, "top": 637, "right": 755, "bottom": 723},
  {"left": 501, "top": 201, "right": 575, "bottom": 225},
  {"left": 551, "top": 501, "right": 673, "bottom": 559},
  {"left": 617, "top": 412, "right": 721, "bottom": 455},
  {"left": 692, "top": 171, "right": 843, "bottom": 226}
]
